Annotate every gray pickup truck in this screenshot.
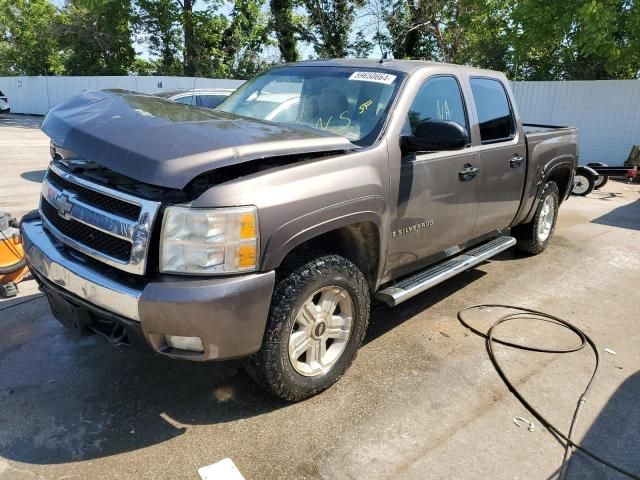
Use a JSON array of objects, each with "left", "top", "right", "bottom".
[{"left": 22, "top": 59, "right": 578, "bottom": 400}]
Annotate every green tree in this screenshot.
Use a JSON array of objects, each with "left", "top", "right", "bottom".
[
  {"left": 223, "top": 0, "right": 271, "bottom": 77},
  {"left": 512, "top": 0, "right": 640, "bottom": 80},
  {"left": 130, "top": 56, "right": 159, "bottom": 74},
  {"left": 271, "top": 0, "right": 299, "bottom": 62},
  {"left": 0, "top": 0, "right": 65, "bottom": 75},
  {"left": 190, "top": 0, "right": 270, "bottom": 78},
  {"left": 58, "top": 0, "right": 135, "bottom": 75},
  {"left": 372, "top": 0, "right": 511, "bottom": 65},
  {"left": 182, "top": 0, "right": 196, "bottom": 75},
  {"left": 136, "top": 0, "right": 183, "bottom": 75},
  {"left": 300, "top": 0, "right": 364, "bottom": 57}
]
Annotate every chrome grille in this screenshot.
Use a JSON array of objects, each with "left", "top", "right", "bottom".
[
  {"left": 39, "top": 163, "right": 161, "bottom": 275},
  {"left": 46, "top": 169, "right": 141, "bottom": 220},
  {"left": 40, "top": 200, "right": 132, "bottom": 261}
]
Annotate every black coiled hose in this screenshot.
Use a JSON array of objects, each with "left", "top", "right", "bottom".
[{"left": 457, "top": 304, "right": 639, "bottom": 480}]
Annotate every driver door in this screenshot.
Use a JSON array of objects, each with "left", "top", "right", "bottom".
[{"left": 387, "top": 75, "right": 480, "bottom": 274}]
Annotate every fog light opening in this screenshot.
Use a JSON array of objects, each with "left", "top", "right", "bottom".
[{"left": 164, "top": 335, "right": 204, "bottom": 352}]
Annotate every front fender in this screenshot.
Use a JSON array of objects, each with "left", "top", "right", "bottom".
[{"left": 261, "top": 195, "right": 385, "bottom": 271}]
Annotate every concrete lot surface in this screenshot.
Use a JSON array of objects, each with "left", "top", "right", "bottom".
[{"left": 1, "top": 115, "right": 639, "bottom": 479}]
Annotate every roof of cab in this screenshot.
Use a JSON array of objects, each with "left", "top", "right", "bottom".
[{"left": 286, "top": 58, "right": 502, "bottom": 77}]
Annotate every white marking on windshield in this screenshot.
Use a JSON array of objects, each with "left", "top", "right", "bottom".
[{"left": 348, "top": 71, "right": 397, "bottom": 85}]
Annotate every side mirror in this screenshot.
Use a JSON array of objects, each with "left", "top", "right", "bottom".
[{"left": 401, "top": 120, "right": 469, "bottom": 153}]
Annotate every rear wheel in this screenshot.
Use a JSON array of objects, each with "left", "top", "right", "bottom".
[
  {"left": 243, "top": 254, "right": 370, "bottom": 401},
  {"left": 513, "top": 181, "right": 560, "bottom": 255}
]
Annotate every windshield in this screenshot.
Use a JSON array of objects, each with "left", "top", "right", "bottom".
[{"left": 216, "top": 66, "right": 404, "bottom": 146}]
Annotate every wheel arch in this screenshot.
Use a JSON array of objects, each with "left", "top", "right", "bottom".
[
  {"left": 521, "top": 156, "right": 575, "bottom": 225},
  {"left": 261, "top": 211, "right": 383, "bottom": 291}
]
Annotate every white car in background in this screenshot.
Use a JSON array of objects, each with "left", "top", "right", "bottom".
[
  {"left": 153, "top": 88, "right": 236, "bottom": 109},
  {"left": 234, "top": 92, "right": 300, "bottom": 123},
  {"left": 0, "top": 90, "right": 9, "bottom": 114}
]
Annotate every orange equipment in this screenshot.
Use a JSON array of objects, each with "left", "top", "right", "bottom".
[{"left": 0, "top": 212, "right": 28, "bottom": 297}]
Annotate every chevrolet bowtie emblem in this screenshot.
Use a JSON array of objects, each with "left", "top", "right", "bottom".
[{"left": 55, "top": 193, "right": 73, "bottom": 219}]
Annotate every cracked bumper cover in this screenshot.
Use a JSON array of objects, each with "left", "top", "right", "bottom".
[{"left": 21, "top": 218, "right": 275, "bottom": 361}]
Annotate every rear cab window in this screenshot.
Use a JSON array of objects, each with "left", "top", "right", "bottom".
[{"left": 469, "top": 78, "right": 515, "bottom": 144}]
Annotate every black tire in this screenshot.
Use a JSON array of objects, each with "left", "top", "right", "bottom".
[
  {"left": 243, "top": 254, "right": 370, "bottom": 401},
  {"left": 594, "top": 175, "right": 608, "bottom": 190},
  {"left": 587, "top": 163, "right": 609, "bottom": 190},
  {"left": 513, "top": 181, "right": 560, "bottom": 255},
  {"left": 571, "top": 171, "right": 595, "bottom": 196}
]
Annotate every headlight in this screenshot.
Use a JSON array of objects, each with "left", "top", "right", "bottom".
[{"left": 160, "top": 206, "right": 259, "bottom": 274}]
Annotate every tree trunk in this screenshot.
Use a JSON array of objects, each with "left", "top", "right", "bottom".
[
  {"left": 183, "top": 0, "right": 195, "bottom": 76},
  {"left": 271, "top": 0, "right": 298, "bottom": 62}
]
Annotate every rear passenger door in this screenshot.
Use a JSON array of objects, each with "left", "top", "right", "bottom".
[{"left": 468, "top": 77, "right": 526, "bottom": 236}]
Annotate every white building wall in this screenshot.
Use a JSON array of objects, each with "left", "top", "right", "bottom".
[
  {"left": 0, "top": 76, "right": 245, "bottom": 115},
  {"left": 512, "top": 80, "right": 640, "bottom": 165},
  {"left": 1, "top": 76, "right": 639, "bottom": 165}
]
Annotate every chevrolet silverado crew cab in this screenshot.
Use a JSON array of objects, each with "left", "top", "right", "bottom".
[{"left": 22, "top": 59, "right": 578, "bottom": 401}]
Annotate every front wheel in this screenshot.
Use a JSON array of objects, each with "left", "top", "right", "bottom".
[
  {"left": 513, "top": 181, "right": 560, "bottom": 255},
  {"left": 243, "top": 254, "right": 370, "bottom": 401}
]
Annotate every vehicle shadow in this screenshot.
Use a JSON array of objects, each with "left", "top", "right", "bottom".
[
  {"left": 591, "top": 199, "right": 640, "bottom": 232},
  {"left": 366, "top": 268, "right": 486, "bottom": 344},
  {"left": 562, "top": 370, "right": 640, "bottom": 479},
  {"left": 20, "top": 169, "right": 47, "bottom": 183},
  {"left": 589, "top": 190, "right": 623, "bottom": 201},
  {"left": 0, "top": 267, "right": 488, "bottom": 466}
]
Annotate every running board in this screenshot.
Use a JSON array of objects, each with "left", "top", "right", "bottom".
[{"left": 375, "top": 236, "right": 516, "bottom": 307}]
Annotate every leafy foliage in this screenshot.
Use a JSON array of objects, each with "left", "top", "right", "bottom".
[
  {"left": 511, "top": 0, "right": 640, "bottom": 79},
  {"left": 271, "top": 0, "right": 299, "bottom": 62},
  {"left": 0, "top": 0, "right": 638, "bottom": 79},
  {"left": 57, "top": 0, "right": 136, "bottom": 75},
  {"left": 0, "top": 0, "right": 65, "bottom": 75},
  {"left": 300, "top": 0, "right": 364, "bottom": 58},
  {"left": 135, "top": 0, "right": 183, "bottom": 75},
  {"left": 189, "top": 0, "right": 271, "bottom": 78},
  {"left": 370, "top": 0, "right": 640, "bottom": 80}
]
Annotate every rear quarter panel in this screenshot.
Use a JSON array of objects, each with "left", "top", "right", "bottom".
[{"left": 512, "top": 127, "right": 579, "bottom": 226}]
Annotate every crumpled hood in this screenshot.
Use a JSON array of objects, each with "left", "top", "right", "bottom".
[{"left": 41, "top": 89, "right": 355, "bottom": 189}]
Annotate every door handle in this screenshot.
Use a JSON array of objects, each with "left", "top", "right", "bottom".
[
  {"left": 510, "top": 155, "right": 524, "bottom": 168},
  {"left": 459, "top": 164, "right": 479, "bottom": 181}
]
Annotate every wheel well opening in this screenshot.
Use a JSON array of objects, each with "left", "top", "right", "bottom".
[
  {"left": 547, "top": 166, "right": 572, "bottom": 202},
  {"left": 282, "top": 222, "right": 380, "bottom": 289}
]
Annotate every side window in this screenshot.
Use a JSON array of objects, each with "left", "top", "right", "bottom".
[
  {"left": 408, "top": 76, "right": 468, "bottom": 134},
  {"left": 174, "top": 95, "right": 194, "bottom": 105},
  {"left": 469, "top": 78, "right": 515, "bottom": 143}
]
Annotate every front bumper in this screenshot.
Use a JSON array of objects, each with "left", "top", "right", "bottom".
[{"left": 22, "top": 219, "right": 275, "bottom": 361}]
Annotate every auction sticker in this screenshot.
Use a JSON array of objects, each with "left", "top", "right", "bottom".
[{"left": 348, "top": 71, "right": 397, "bottom": 85}]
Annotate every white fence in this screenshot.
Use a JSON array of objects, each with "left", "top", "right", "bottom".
[
  {"left": 512, "top": 80, "right": 640, "bottom": 165},
  {"left": 1, "top": 75, "right": 639, "bottom": 165},
  {"left": 0, "top": 76, "right": 244, "bottom": 116}
]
